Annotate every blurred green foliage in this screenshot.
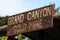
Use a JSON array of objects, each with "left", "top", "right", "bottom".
[
  {"left": 0, "top": 16, "right": 8, "bottom": 26},
  {"left": 54, "top": 7, "right": 60, "bottom": 13},
  {"left": 17, "top": 34, "right": 25, "bottom": 40},
  {"left": 0, "top": 36, "right": 8, "bottom": 40}
]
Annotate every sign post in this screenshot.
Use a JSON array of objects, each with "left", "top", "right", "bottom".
[{"left": 7, "top": 4, "right": 54, "bottom": 36}]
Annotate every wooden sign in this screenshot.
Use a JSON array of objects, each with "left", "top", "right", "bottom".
[{"left": 7, "top": 4, "right": 54, "bottom": 36}]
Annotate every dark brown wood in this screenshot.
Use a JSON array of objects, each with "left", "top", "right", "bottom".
[{"left": 7, "top": 4, "right": 54, "bottom": 36}]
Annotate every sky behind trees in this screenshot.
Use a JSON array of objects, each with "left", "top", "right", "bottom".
[{"left": 0, "top": 0, "right": 60, "bottom": 16}]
